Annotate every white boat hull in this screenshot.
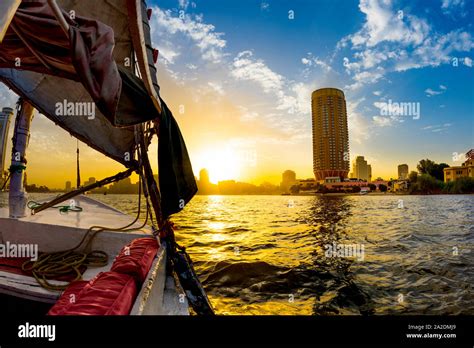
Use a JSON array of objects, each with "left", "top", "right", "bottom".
[{"left": 0, "top": 195, "right": 189, "bottom": 315}]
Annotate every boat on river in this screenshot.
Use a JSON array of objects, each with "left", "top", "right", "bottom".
[{"left": 0, "top": 0, "right": 213, "bottom": 316}]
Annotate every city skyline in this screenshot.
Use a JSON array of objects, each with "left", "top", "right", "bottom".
[{"left": 0, "top": 0, "right": 473, "bottom": 187}]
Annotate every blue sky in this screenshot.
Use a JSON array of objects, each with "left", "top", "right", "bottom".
[{"left": 146, "top": 0, "right": 474, "bottom": 182}]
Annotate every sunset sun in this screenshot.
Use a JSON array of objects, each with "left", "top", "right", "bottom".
[{"left": 194, "top": 147, "right": 242, "bottom": 183}]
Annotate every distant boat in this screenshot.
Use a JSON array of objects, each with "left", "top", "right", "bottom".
[{"left": 359, "top": 187, "right": 370, "bottom": 195}]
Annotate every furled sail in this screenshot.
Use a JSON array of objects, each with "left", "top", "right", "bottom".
[{"left": 0, "top": 0, "right": 161, "bottom": 166}]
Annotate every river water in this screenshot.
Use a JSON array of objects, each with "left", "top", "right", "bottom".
[{"left": 2, "top": 193, "right": 473, "bottom": 315}]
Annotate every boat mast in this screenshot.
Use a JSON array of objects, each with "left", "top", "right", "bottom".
[
  {"left": 9, "top": 99, "right": 34, "bottom": 218},
  {"left": 76, "top": 139, "right": 81, "bottom": 188}
]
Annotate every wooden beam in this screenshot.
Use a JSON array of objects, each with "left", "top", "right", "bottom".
[
  {"left": 31, "top": 168, "right": 135, "bottom": 215},
  {"left": 126, "top": 0, "right": 162, "bottom": 115}
]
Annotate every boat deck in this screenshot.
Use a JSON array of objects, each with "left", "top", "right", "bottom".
[
  {"left": 0, "top": 195, "right": 152, "bottom": 302},
  {"left": 0, "top": 195, "right": 188, "bottom": 315}
]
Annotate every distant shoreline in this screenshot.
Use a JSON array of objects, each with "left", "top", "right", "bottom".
[{"left": 1, "top": 191, "right": 472, "bottom": 196}]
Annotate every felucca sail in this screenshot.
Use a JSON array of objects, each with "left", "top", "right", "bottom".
[{"left": 0, "top": 0, "right": 161, "bottom": 166}]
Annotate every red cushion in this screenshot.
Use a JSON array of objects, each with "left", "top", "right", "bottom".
[
  {"left": 111, "top": 237, "right": 159, "bottom": 283},
  {"left": 47, "top": 272, "right": 137, "bottom": 316},
  {"left": 47, "top": 281, "right": 88, "bottom": 315}
]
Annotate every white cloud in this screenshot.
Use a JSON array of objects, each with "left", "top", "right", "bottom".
[
  {"left": 421, "top": 123, "right": 452, "bottom": 132},
  {"left": 349, "top": 0, "right": 430, "bottom": 48},
  {"left": 178, "top": 0, "right": 196, "bottom": 10},
  {"left": 425, "top": 85, "right": 447, "bottom": 97},
  {"left": 207, "top": 81, "right": 225, "bottom": 96},
  {"left": 158, "top": 46, "right": 180, "bottom": 64},
  {"left": 347, "top": 98, "right": 373, "bottom": 143},
  {"left": 373, "top": 90, "right": 382, "bottom": 96},
  {"left": 149, "top": 6, "right": 316, "bottom": 139},
  {"left": 276, "top": 82, "right": 312, "bottom": 115},
  {"left": 301, "top": 53, "right": 332, "bottom": 72},
  {"left": 151, "top": 7, "right": 227, "bottom": 63},
  {"left": 425, "top": 88, "right": 442, "bottom": 96},
  {"left": 261, "top": 1, "right": 270, "bottom": 11},
  {"left": 373, "top": 101, "right": 385, "bottom": 109},
  {"left": 372, "top": 116, "right": 393, "bottom": 127},
  {"left": 345, "top": 69, "right": 384, "bottom": 90},
  {"left": 442, "top": 0, "right": 465, "bottom": 8},
  {"left": 441, "top": 0, "right": 466, "bottom": 16},
  {"left": 411, "top": 30, "right": 474, "bottom": 68},
  {"left": 238, "top": 106, "right": 260, "bottom": 122},
  {"left": 337, "top": 0, "right": 474, "bottom": 90},
  {"left": 231, "top": 51, "right": 284, "bottom": 93}
]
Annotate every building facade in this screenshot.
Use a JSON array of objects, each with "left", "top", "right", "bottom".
[
  {"left": 0, "top": 107, "right": 14, "bottom": 188},
  {"left": 350, "top": 156, "right": 372, "bottom": 182},
  {"left": 280, "top": 169, "right": 297, "bottom": 192},
  {"left": 311, "top": 88, "right": 349, "bottom": 182},
  {"left": 444, "top": 149, "right": 474, "bottom": 182},
  {"left": 398, "top": 164, "right": 408, "bottom": 180}
]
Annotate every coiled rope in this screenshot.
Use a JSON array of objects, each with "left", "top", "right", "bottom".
[{"left": 22, "top": 177, "right": 150, "bottom": 291}]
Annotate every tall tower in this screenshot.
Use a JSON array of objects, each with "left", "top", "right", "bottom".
[
  {"left": 351, "top": 156, "right": 372, "bottom": 182},
  {"left": 199, "top": 168, "right": 210, "bottom": 185},
  {"left": 311, "top": 88, "right": 349, "bottom": 182},
  {"left": 0, "top": 107, "right": 14, "bottom": 185},
  {"left": 280, "top": 169, "right": 296, "bottom": 192}
]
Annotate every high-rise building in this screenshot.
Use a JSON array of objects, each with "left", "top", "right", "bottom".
[
  {"left": 350, "top": 156, "right": 372, "bottom": 182},
  {"left": 197, "top": 168, "right": 218, "bottom": 194},
  {"left": 312, "top": 88, "right": 349, "bottom": 182},
  {"left": 280, "top": 170, "right": 296, "bottom": 192},
  {"left": 199, "top": 168, "right": 210, "bottom": 185},
  {"left": 0, "top": 107, "right": 14, "bottom": 187},
  {"left": 84, "top": 177, "right": 96, "bottom": 186},
  {"left": 65, "top": 181, "right": 72, "bottom": 191},
  {"left": 398, "top": 164, "right": 409, "bottom": 180}
]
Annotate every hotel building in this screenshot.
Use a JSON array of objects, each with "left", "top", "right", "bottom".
[{"left": 311, "top": 88, "right": 349, "bottom": 182}]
